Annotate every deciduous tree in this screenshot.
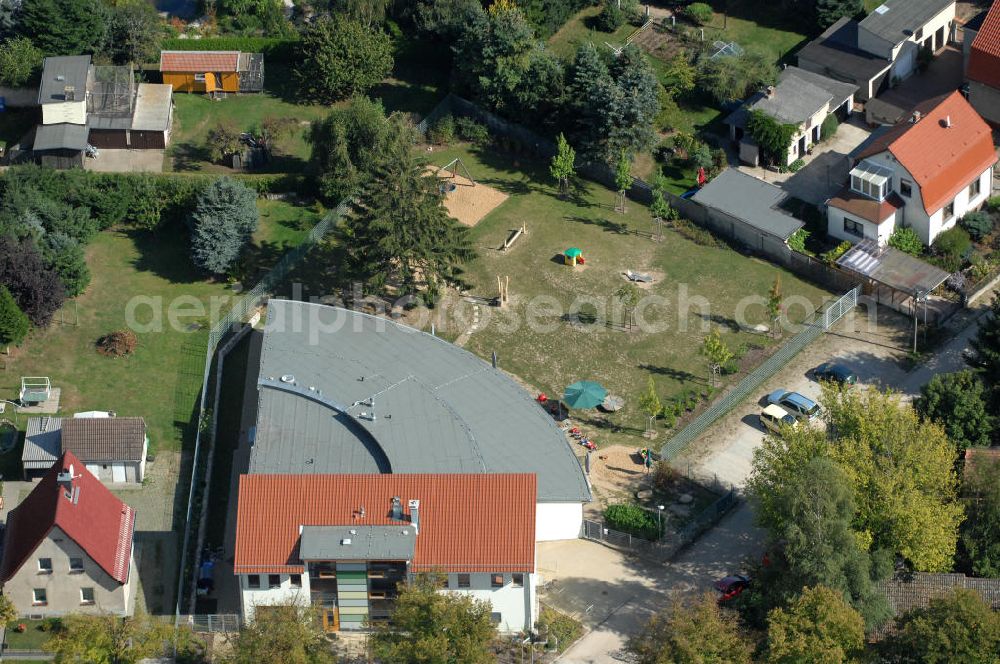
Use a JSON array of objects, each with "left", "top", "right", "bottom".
[
  {"left": 189, "top": 177, "right": 259, "bottom": 276},
  {"left": 104, "top": 0, "right": 162, "bottom": 65},
  {"left": 307, "top": 96, "right": 390, "bottom": 204},
  {"left": 821, "top": 386, "right": 963, "bottom": 572},
  {"left": 0, "top": 236, "right": 65, "bottom": 327},
  {"left": 747, "top": 111, "right": 798, "bottom": 167},
  {"left": 747, "top": 453, "right": 891, "bottom": 628},
  {"left": 915, "top": 370, "right": 993, "bottom": 453},
  {"left": 46, "top": 613, "right": 174, "bottom": 664},
  {"left": 880, "top": 589, "right": 1000, "bottom": 664},
  {"left": 697, "top": 49, "right": 778, "bottom": 105},
  {"left": 370, "top": 572, "right": 496, "bottom": 664},
  {"left": 294, "top": 14, "right": 393, "bottom": 103},
  {"left": 550, "top": 132, "right": 576, "bottom": 198},
  {"left": 700, "top": 327, "right": 732, "bottom": 384},
  {"left": 614, "top": 149, "right": 632, "bottom": 213},
  {"left": 765, "top": 585, "right": 865, "bottom": 664},
  {"left": 0, "top": 285, "right": 29, "bottom": 352},
  {"left": 615, "top": 282, "right": 639, "bottom": 330},
  {"left": 221, "top": 604, "right": 335, "bottom": 664},
  {"left": 815, "top": 0, "right": 862, "bottom": 29},
  {"left": 637, "top": 376, "right": 661, "bottom": 434},
  {"left": 627, "top": 592, "right": 753, "bottom": 664},
  {"left": 0, "top": 36, "right": 41, "bottom": 87},
  {"left": 960, "top": 453, "right": 1000, "bottom": 578}
]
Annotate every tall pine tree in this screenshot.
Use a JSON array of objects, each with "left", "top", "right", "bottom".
[
  {"left": 342, "top": 116, "right": 474, "bottom": 301},
  {"left": 19, "top": 0, "right": 106, "bottom": 56},
  {"left": 815, "top": 0, "right": 862, "bottom": 29},
  {"left": 189, "top": 178, "right": 259, "bottom": 276}
]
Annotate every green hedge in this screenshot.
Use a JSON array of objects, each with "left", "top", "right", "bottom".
[
  {"left": 160, "top": 37, "right": 299, "bottom": 63},
  {"left": 604, "top": 503, "right": 662, "bottom": 540},
  {"left": 1, "top": 166, "right": 305, "bottom": 231}
]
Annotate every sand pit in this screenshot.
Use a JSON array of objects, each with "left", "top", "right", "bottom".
[{"left": 429, "top": 167, "right": 508, "bottom": 227}]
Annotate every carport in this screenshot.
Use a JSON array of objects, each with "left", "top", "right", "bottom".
[{"left": 836, "top": 239, "right": 951, "bottom": 348}]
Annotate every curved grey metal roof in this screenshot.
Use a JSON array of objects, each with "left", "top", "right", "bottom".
[{"left": 249, "top": 300, "right": 592, "bottom": 503}]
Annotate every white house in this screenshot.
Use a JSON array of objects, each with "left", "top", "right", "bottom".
[
  {"left": 797, "top": 0, "right": 956, "bottom": 100},
  {"left": 233, "top": 474, "right": 539, "bottom": 633},
  {"left": 724, "top": 66, "right": 856, "bottom": 167},
  {"left": 827, "top": 91, "right": 996, "bottom": 247}
]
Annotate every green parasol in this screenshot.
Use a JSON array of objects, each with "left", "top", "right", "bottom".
[{"left": 563, "top": 380, "right": 608, "bottom": 409}]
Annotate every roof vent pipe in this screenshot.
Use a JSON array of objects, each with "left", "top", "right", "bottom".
[
  {"left": 945, "top": 115, "right": 952, "bottom": 128},
  {"left": 390, "top": 496, "right": 402, "bottom": 520},
  {"left": 408, "top": 499, "right": 420, "bottom": 534}
]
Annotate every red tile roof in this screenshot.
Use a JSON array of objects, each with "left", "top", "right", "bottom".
[
  {"left": 159, "top": 51, "right": 240, "bottom": 73},
  {"left": 854, "top": 92, "right": 997, "bottom": 215},
  {"left": 234, "top": 474, "right": 536, "bottom": 575},
  {"left": 0, "top": 451, "right": 134, "bottom": 584},
  {"left": 968, "top": 2, "right": 1000, "bottom": 89},
  {"left": 828, "top": 188, "right": 904, "bottom": 224}
]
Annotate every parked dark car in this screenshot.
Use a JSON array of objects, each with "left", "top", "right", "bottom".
[
  {"left": 813, "top": 362, "right": 857, "bottom": 385},
  {"left": 714, "top": 574, "right": 750, "bottom": 602}
]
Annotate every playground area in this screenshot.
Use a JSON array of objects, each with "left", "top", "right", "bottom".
[
  {"left": 429, "top": 157, "right": 508, "bottom": 227},
  {"left": 423, "top": 142, "right": 831, "bottom": 448}
]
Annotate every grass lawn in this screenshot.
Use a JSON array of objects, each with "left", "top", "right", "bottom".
[
  {"left": 4, "top": 619, "right": 51, "bottom": 651},
  {"left": 1, "top": 199, "right": 320, "bottom": 456},
  {"left": 424, "top": 142, "right": 830, "bottom": 447},
  {"left": 548, "top": 6, "right": 642, "bottom": 59},
  {"left": 702, "top": 0, "right": 811, "bottom": 63}
]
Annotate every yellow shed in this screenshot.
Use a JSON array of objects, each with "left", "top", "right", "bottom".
[{"left": 159, "top": 51, "right": 263, "bottom": 94}]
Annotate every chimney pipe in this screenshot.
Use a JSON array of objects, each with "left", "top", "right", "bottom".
[
  {"left": 390, "top": 496, "right": 402, "bottom": 521},
  {"left": 408, "top": 499, "right": 420, "bottom": 534},
  {"left": 945, "top": 115, "right": 952, "bottom": 128}
]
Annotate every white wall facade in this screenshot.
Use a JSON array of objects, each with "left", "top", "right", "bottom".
[
  {"left": 924, "top": 167, "right": 994, "bottom": 244},
  {"left": 239, "top": 572, "right": 311, "bottom": 622},
  {"left": 41, "top": 101, "right": 86, "bottom": 125},
  {"left": 827, "top": 204, "right": 897, "bottom": 245},
  {"left": 535, "top": 502, "right": 583, "bottom": 541},
  {"left": 443, "top": 572, "right": 536, "bottom": 633}
]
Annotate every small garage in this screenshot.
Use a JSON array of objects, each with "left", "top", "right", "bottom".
[
  {"left": 32, "top": 123, "right": 87, "bottom": 169},
  {"left": 22, "top": 415, "right": 149, "bottom": 483}
]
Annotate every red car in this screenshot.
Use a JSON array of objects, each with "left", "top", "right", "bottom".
[{"left": 714, "top": 575, "right": 750, "bottom": 603}]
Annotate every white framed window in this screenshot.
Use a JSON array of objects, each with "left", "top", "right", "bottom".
[
  {"left": 290, "top": 574, "right": 302, "bottom": 588},
  {"left": 457, "top": 574, "right": 471, "bottom": 589},
  {"left": 37, "top": 558, "right": 52, "bottom": 573},
  {"left": 970, "top": 178, "right": 982, "bottom": 199},
  {"left": 194, "top": 73, "right": 206, "bottom": 82},
  {"left": 247, "top": 574, "right": 260, "bottom": 589},
  {"left": 512, "top": 573, "right": 524, "bottom": 588},
  {"left": 268, "top": 574, "right": 281, "bottom": 589},
  {"left": 69, "top": 557, "right": 84, "bottom": 572},
  {"left": 80, "top": 587, "right": 95, "bottom": 605},
  {"left": 944, "top": 199, "right": 955, "bottom": 220},
  {"left": 491, "top": 574, "right": 504, "bottom": 588},
  {"left": 844, "top": 218, "right": 865, "bottom": 238},
  {"left": 32, "top": 588, "right": 47, "bottom": 605},
  {"left": 900, "top": 180, "right": 912, "bottom": 197}
]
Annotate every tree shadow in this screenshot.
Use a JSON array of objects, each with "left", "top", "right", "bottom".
[
  {"left": 262, "top": 62, "right": 302, "bottom": 105},
  {"left": 129, "top": 229, "right": 206, "bottom": 284},
  {"left": 563, "top": 215, "right": 630, "bottom": 234},
  {"left": 169, "top": 142, "right": 213, "bottom": 172},
  {"left": 695, "top": 312, "right": 741, "bottom": 331},
  {"left": 639, "top": 364, "right": 702, "bottom": 385}
]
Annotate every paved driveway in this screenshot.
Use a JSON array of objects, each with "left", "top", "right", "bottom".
[
  {"left": 84, "top": 149, "right": 164, "bottom": 173},
  {"left": 737, "top": 119, "right": 872, "bottom": 206}
]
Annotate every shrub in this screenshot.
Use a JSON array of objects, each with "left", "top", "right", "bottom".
[
  {"left": 535, "top": 607, "right": 583, "bottom": 653},
  {"left": 453, "top": 116, "right": 491, "bottom": 145},
  {"left": 960, "top": 211, "right": 995, "bottom": 241},
  {"left": 822, "top": 240, "right": 852, "bottom": 265},
  {"left": 783, "top": 158, "right": 805, "bottom": 173},
  {"left": 427, "top": 115, "right": 455, "bottom": 145},
  {"left": 596, "top": 0, "right": 636, "bottom": 31},
  {"left": 674, "top": 218, "right": 724, "bottom": 248},
  {"left": 888, "top": 227, "right": 923, "bottom": 256},
  {"left": 651, "top": 460, "right": 679, "bottom": 493},
  {"left": 689, "top": 142, "right": 713, "bottom": 170},
  {"left": 97, "top": 329, "right": 138, "bottom": 357},
  {"left": 933, "top": 226, "right": 972, "bottom": 265},
  {"left": 820, "top": 114, "right": 839, "bottom": 141},
  {"left": 604, "top": 503, "right": 661, "bottom": 540},
  {"left": 988, "top": 196, "right": 1000, "bottom": 212},
  {"left": 788, "top": 228, "right": 809, "bottom": 253},
  {"left": 686, "top": 2, "right": 713, "bottom": 24}
]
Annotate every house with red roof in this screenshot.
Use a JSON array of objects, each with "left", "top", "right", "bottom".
[
  {"left": 966, "top": 0, "right": 1000, "bottom": 125},
  {"left": 826, "top": 91, "right": 996, "bottom": 246},
  {"left": 233, "top": 473, "right": 538, "bottom": 633},
  {"left": 0, "top": 451, "right": 136, "bottom": 617}
]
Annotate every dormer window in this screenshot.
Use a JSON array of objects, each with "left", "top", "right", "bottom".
[{"left": 850, "top": 161, "right": 892, "bottom": 202}]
